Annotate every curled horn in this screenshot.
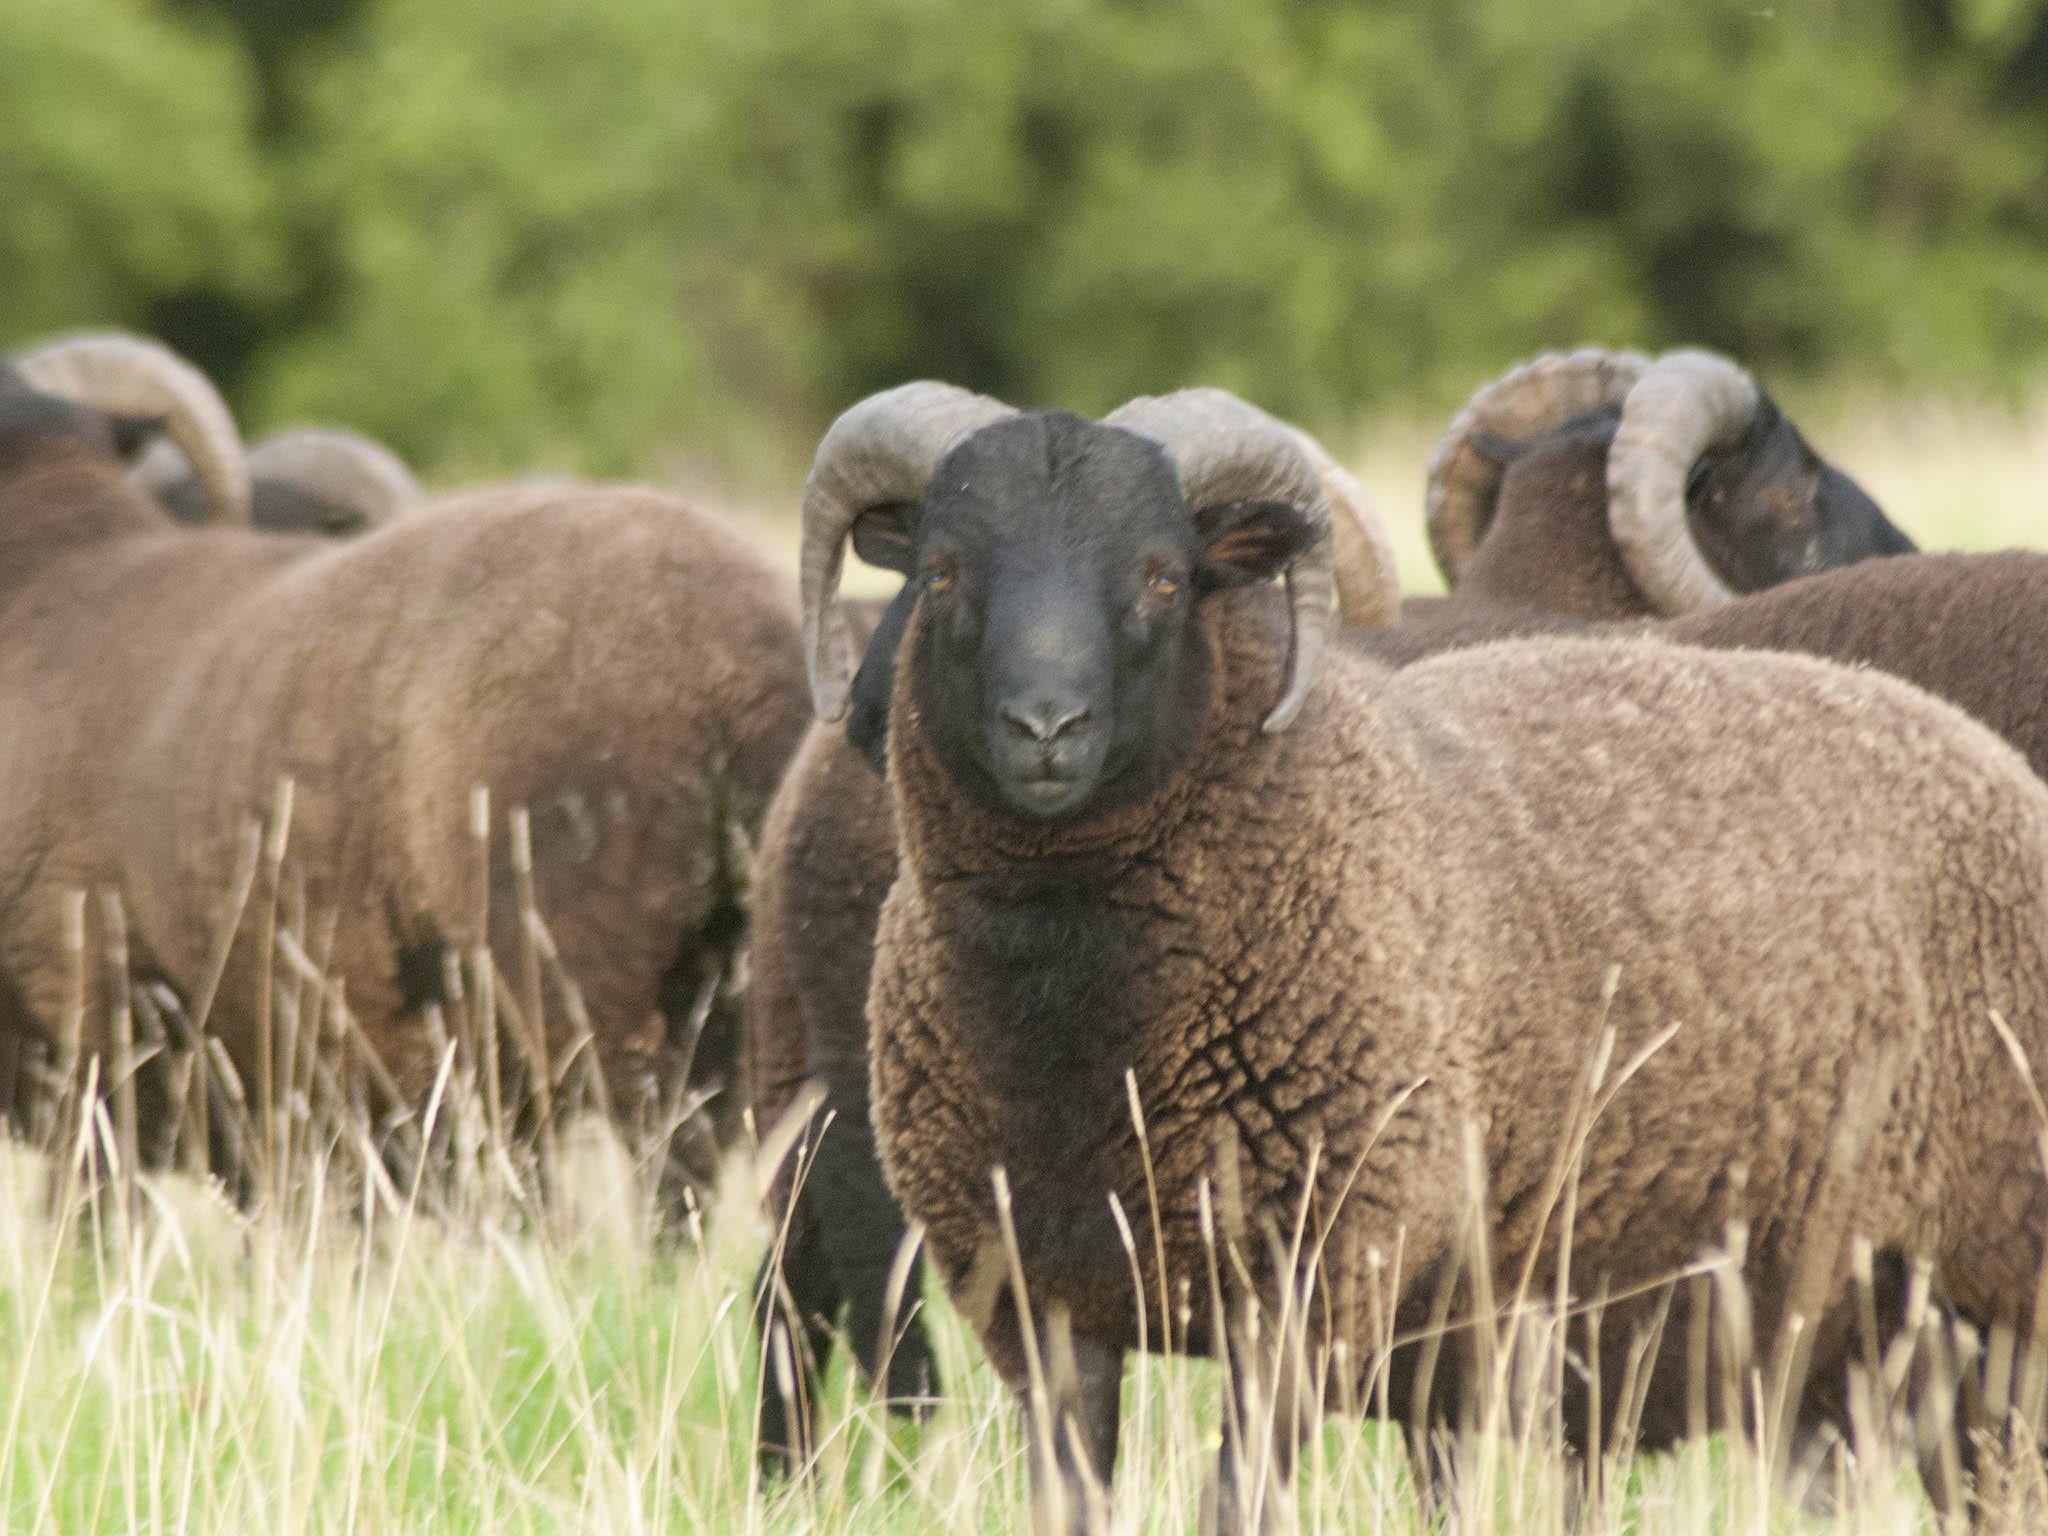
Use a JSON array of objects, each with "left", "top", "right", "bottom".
[
  {"left": 800, "top": 382, "right": 1019, "bottom": 720},
  {"left": 17, "top": 331, "right": 250, "bottom": 524},
  {"left": 1423, "top": 347, "right": 1650, "bottom": 584},
  {"left": 246, "top": 427, "right": 423, "bottom": 528},
  {"left": 1105, "top": 388, "right": 1346, "bottom": 734},
  {"left": 1606, "top": 349, "right": 1758, "bottom": 616}
]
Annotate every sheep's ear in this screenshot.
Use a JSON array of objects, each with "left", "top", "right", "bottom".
[
  {"left": 1193, "top": 499, "right": 1320, "bottom": 590},
  {"left": 108, "top": 412, "right": 167, "bottom": 462},
  {"left": 850, "top": 501, "right": 916, "bottom": 574},
  {"left": 845, "top": 582, "right": 916, "bottom": 776}
]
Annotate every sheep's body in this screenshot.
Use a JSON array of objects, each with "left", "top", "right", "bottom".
[
  {"left": 0, "top": 458, "right": 807, "bottom": 1158},
  {"left": 872, "top": 585, "right": 2048, "bottom": 1459},
  {"left": 1665, "top": 550, "right": 2048, "bottom": 747}
]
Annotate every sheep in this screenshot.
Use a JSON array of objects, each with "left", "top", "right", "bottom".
[
  {"left": 795, "top": 383, "right": 2048, "bottom": 1532},
  {"left": 1411, "top": 345, "right": 1913, "bottom": 626},
  {"left": 138, "top": 424, "right": 424, "bottom": 533},
  {"left": 0, "top": 333, "right": 810, "bottom": 1187},
  {"left": 747, "top": 385, "right": 1400, "bottom": 1472},
  {"left": 742, "top": 359, "right": 1919, "bottom": 1475}
]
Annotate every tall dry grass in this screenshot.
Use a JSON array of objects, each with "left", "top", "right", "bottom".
[{"left": 4, "top": 812, "right": 2041, "bottom": 1535}]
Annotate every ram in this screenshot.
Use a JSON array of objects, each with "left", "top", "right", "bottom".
[
  {"left": 0, "top": 334, "right": 808, "bottom": 1185},
  {"left": 1413, "top": 345, "right": 1913, "bottom": 629},
  {"left": 795, "top": 385, "right": 2048, "bottom": 1532},
  {"left": 744, "top": 365, "right": 1919, "bottom": 1474},
  {"left": 140, "top": 424, "right": 423, "bottom": 534},
  {"left": 747, "top": 386, "right": 1399, "bottom": 1470}
]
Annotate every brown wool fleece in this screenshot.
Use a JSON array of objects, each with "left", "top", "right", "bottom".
[
  {"left": 746, "top": 603, "right": 897, "bottom": 1180},
  {"left": 869, "top": 584, "right": 2048, "bottom": 1422},
  {"left": 0, "top": 461, "right": 808, "bottom": 1134}
]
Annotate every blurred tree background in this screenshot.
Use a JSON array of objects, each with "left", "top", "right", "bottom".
[{"left": 6, "top": 0, "right": 2047, "bottom": 480}]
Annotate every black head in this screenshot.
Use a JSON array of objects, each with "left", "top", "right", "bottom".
[
  {"left": 0, "top": 376, "right": 162, "bottom": 482},
  {"left": 1684, "top": 394, "right": 1913, "bottom": 590},
  {"left": 869, "top": 412, "right": 1317, "bottom": 820},
  {"left": 845, "top": 580, "right": 915, "bottom": 775},
  {"left": 155, "top": 475, "right": 370, "bottom": 534}
]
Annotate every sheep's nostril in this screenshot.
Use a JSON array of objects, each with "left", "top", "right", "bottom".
[{"left": 1000, "top": 698, "right": 1092, "bottom": 746}]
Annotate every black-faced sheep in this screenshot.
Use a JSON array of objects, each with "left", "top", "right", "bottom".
[
  {"left": 748, "top": 385, "right": 1400, "bottom": 1471},
  {"left": 0, "top": 334, "right": 809, "bottom": 1186},
  {"left": 1411, "top": 346, "right": 1913, "bottom": 627},
  {"left": 744, "top": 364, "right": 1921, "bottom": 1476},
  {"left": 139, "top": 424, "right": 424, "bottom": 534},
  {"left": 796, "top": 386, "right": 2048, "bottom": 1532}
]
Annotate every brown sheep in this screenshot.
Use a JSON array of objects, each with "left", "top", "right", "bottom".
[
  {"left": 0, "top": 335, "right": 809, "bottom": 1187},
  {"left": 744, "top": 363, "right": 1919, "bottom": 1476},
  {"left": 1409, "top": 346, "right": 1913, "bottom": 627},
  {"left": 748, "top": 386, "right": 1400, "bottom": 1472},
  {"left": 798, "top": 385, "right": 2048, "bottom": 1533}
]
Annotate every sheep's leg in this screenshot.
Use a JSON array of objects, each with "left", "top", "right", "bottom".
[
  {"left": 1205, "top": 1324, "right": 1310, "bottom": 1536},
  {"left": 754, "top": 1193, "right": 841, "bottom": 1480},
  {"left": 1026, "top": 1319, "right": 1122, "bottom": 1536},
  {"left": 811, "top": 1108, "right": 938, "bottom": 1417}
]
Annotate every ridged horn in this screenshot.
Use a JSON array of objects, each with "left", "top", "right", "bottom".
[
  {"left": 17, "top": 331, "right": 250, "bottom": 524},
  {"left": 1606, "top": 349, "right": 1758, "bottom": 616},
  {"left": 800, "top": 382, "right": 1019, "bottom": 720},
  {"left": 1105, "top": 388, "right": 1341, "bottom": 734},
  {"left": 247, "top": 427, "right": 423, "bottom": 528},
  {"left": 1283, "top": 428, "right": 1401, "bottom": 632},
  {"left": 1424, "top": 347, "right": 1650, "bottom": 584}
]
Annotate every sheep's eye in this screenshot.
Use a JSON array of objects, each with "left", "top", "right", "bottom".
[
  {"left": 1147, "top": 569, "right": 1181, "bottom": 598},
  {"left": 926, "top": 557, "right": 956, "bottom": 593}
]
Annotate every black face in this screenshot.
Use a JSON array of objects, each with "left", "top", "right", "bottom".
[
  {"left": 150, "top": 466, "right": 365, "bottom": 533},
  {"left": 0, "top": 389, "right": 162, "bottom": 481},
  {"left": 0, "top": 365, "right": 164, "bottom": 483},
  {"left": 1684, "top": 395, "right": 1914, "bottom": 591},
  {"left": 865, "top": 412, "right": 1315, "bottom": 821}
]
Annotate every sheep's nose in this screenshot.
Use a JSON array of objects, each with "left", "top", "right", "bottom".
[{"left": 999, "top": 696, "right": 1092, "bottom": 746}]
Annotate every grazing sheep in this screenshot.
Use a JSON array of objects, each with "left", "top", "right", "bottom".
[
  {"left": 796, "top": 384, "right": 2048, "bottom": 1532},
  {"left": 748, "top": 386, "right": 1399, "bottom": 1472},
  {"left": 1413, "top": 346, "right": 1913, "bottom": 625},
  {"left": 0, "top": 334, "right": 809, "bottom": 1183},
  {"left": 139, "top": 425, "right": 424, "bottom": 534}
]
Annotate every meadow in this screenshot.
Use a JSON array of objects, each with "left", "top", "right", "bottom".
[{"left": 3, "top": 393, "right": 2045, "bottom": 1536}]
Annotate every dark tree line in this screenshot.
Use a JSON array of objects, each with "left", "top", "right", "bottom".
[{"left": 11, "top": 0, "right": 2048, "bottom": 476}]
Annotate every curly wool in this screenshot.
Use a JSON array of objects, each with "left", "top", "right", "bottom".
[
  {"left": 870, "top": 586, "right": 2048, "bottom": 1426},
  {"left": 0, "top": 461, "right": 808, "bottom": 1142}
]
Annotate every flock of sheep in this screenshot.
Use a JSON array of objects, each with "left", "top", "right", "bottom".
[{"left": 4, "top": 330, "right": 2047, "bottom": 1531}]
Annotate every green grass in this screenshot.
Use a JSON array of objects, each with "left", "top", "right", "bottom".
[{"left": 0, "top": 1106, "right": 2025, "bottom": 1535}]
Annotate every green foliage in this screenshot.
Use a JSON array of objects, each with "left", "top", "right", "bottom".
[
  {"left": 6, "top": 0, "right": 2048, "bottom": 475},
  {"left": 0, "top": 0, "right": 280, "bottom": 382}
]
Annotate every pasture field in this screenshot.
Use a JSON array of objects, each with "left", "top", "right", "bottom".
[{"left": 3, "top": 394, "right": 2046, "bottom": 1536}]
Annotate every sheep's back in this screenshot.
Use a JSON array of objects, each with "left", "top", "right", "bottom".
[
  {"left": 119, "top": 487, "right": 809, "bottom": 1104},
  {"left": 1376, "top": 634, "right": 2048, "bottom": 1302}
]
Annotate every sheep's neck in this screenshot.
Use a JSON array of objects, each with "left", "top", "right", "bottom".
[
  {"left": 945, "top": 857, "right": 1145, "bottom": 1272},
  {"left": 1453, "top": 435, "right": 1650, "bottom": 621}
]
